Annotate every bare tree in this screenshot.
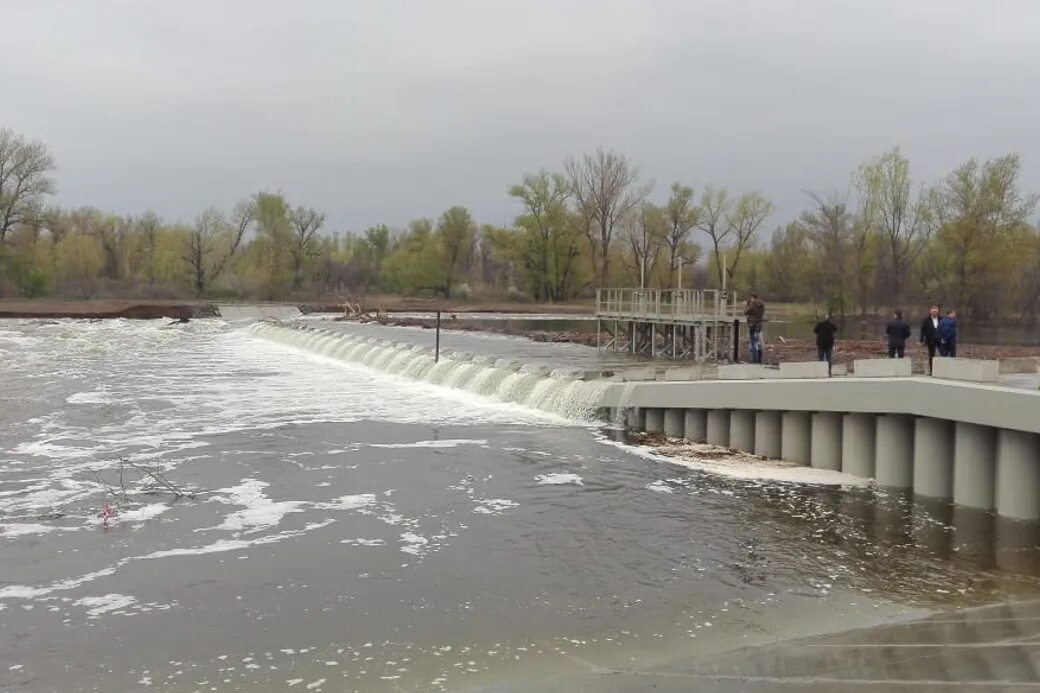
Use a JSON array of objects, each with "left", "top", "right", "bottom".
[
  {"left": 0, "top": 128, "right": 56, "bottom": 242},
  {"left": 800, "top": 190, "right": 852, "bottom": 317},
  {"left": 623, "top": 202, "right": 666, "bottom": 288},
  {"left": 856, "top": 148, "right": 930, "bottom": 307},
  {"left": 663, "top": 182, "right": 700, "bottom": 288},
  {"left": 565, "top": 148, "right": 650, "bottom": 287},
  {"left": 137, "top": 212, "right": 162, "bottom": 284},
  {"left": 288, "top": 205, "right": 325, "bottom": 290},
  {"left": 697, "top": 186, "right": 732, "bottom": 288},
  {"left": 183, "top": 200, "right": 254, "bottom": 296},
  {"left": 724, "top": 191, "right": 774, "bottom": 289}
]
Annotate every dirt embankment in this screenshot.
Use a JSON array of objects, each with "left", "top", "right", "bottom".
[
  {"left": 0, "top": 297, "right": 591, "bottom": 320},
  {"left": 0, "top": 299, "right": 200, "bottom": 320}
]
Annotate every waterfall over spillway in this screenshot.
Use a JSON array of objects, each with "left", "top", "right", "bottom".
[{"left": 247, "top": 323, "right": 611, "bottom": 420}]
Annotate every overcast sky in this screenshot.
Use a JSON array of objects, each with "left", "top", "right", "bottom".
[{"left": 4, "top": 0, "right": 1039, "bottom": 233}]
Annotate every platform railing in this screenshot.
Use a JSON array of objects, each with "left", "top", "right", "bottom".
[{"left": 595, "top": 288, "right": 738, "bottom": 322}]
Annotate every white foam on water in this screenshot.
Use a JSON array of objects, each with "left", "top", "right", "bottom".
[
  {"left": 115, "top": 503, "right": 170, "bottom": 524},
  {"left": 645, "top": 480, "right": 675, "bottom": 494},
  {"left": 75, "top": 593, "right": 137, "bottom": 617},
  {"left": 370, "top": 439, "right": 488, "bottom": 449},
  {"left": 399, "top": 532, "right": 429, "bottom": 556},
  {"left": 316, "top": 493, "right": 378, "bottom": 511},
  {"left": 0, "top": 522, "right": 79, "bottom": 537},
  {"left": 203, "top": 479, "right": 307, "bottom": 534},
  {"left": 472, "top": 499, "right": 519, "bottom": 515},
  {"left": 340, "top": 538, "right": 386, "bottom": 546},
  {"left": 534, "top": 473, "right": 584, "bottom": 486},
  {"left": 598, "top": 435, "right": 871, "bottom": 487},
  {"left": 66, "top": 391, "right": 116, "bottom": 405}
]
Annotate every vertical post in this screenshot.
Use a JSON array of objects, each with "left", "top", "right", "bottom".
[
  {"left": 435, "top": 310, "right": 441, "bottom": 363},
  {"left": 732, "top": 319, "right": 740, "bottom": 362}
]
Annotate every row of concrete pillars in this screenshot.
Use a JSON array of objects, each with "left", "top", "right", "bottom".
[{"left": 621, "top": 407, "right": 1040, "bottom": 520}]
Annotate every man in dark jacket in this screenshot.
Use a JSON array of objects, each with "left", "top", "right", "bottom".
[
  {"left": 744, "top": 293, "right": 765, "bottom": 364},
  {"left": 938, "top": 310, "right": 958, "bottom": 357},
  {"left": 813, "top": 313, "right": 838, "bottom": 372},
  {"left": 920, "top": 305, "right": 942, "bottom": 373},
  {"left": 886, "top": 310, "right": 911, "bottom": 358}
]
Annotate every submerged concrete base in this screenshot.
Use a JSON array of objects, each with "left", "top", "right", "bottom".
[
  {"left": 842, "top": 413, "right": 876, "bottom": 479},
  {"left": 729, "top": 410, "right": 756, "bottom": 452},
  {"left": 706, "top": 409, "right": 730, "bottom": 447},
  {"left": 684, "top": 409, "right": 707, "bottom": 442},
  {"left": 645, "top": 408, "right": 665, "bottom": 434},
  {"left": 913, "top": 417, "right": 954, "bottom": 499},
  {"left": 996, "top": 429, "right": 1040, "bottom": 520},
  {"left": 781, "top": 411, "right": 811, "bottom": 465},
  {"left": 754, "top": 411, "right": 782, "bottom": 458},
  {"left": 875, "top": 415, "right": 914, "bottom": 488},
  {"left": 663, "top": 408, "right": 684, "bottom": 437},
  {"left": 953, "top": 422, "right": 996, "bottom": 510},
  {"left": 811, "top": 412, "right": 843, "bottom": 471}
]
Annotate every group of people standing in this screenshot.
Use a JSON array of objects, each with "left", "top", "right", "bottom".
[{"left": 745, "top": 294, "right": 960, "bottom": 372}]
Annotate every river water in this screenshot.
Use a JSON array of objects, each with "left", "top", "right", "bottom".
[{"left": 2, "top": 318, "right": 1040, "bottom": 692}]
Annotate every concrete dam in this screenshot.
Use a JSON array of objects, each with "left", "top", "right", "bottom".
[{"left": 252, "top": 322, "right": 1040, "bottom": 522}]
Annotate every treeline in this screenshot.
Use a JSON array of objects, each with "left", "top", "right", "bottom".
[{"left": 1, "top": 126, "right": 1039, "bottom": 321}]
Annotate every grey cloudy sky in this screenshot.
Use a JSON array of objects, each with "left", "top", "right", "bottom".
[{"left": 4, "top": 0, "right": 1040, "bottom": 233}]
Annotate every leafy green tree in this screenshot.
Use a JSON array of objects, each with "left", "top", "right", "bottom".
[
  {"left": 932, "top": 155, "right": 1038, "bottom": 318},
  {"left": 254, "top": 192, "right": 292, "bottom": 298},
  {"left": 435, "top": 206, "right": 476, "bottom": 298},
  {"left": 381, "top": 219, "right": 442, "bottom": 295}
]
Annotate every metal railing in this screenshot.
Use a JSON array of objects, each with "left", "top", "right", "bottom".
[{"left": 595, "top": 288, "right": 738, "bottom": 323}]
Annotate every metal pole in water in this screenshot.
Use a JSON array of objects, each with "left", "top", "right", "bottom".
[{"left": 435, "top": 310, "right": 441, "bottom": 363}]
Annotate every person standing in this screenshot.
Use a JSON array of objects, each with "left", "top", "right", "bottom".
[
  {"left": 938, "top": 310, "right": 958, "bottom": 357},
  {"left": 886, "top": 310, "right": 911, "bottom": 358},
  {"left": 744, "top": 293, "right": 765, "bottom": 364},
  {"left": 919, "top": 305, "right": 942, "bottom": 373},
  {"left": 813, "top": 313, "right": 839, "bottom": 373}
]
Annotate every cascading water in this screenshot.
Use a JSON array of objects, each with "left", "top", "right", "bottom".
[{"left": 246, "top": 322, "right": 610, "bottom": 420}]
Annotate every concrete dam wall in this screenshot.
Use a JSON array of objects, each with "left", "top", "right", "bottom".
[{"left": 603, "top": 375, "right": 1040, "bottom": 520}]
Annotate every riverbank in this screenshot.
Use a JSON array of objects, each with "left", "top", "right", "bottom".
[
  {"left": 0, "top": 298, "right": 198, "bottom": 319},
  {"left": 0, "top": 297, "right": 591, "bottom": 320}
]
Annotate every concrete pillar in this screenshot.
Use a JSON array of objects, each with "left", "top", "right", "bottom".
[
  {"left": 875, "top": 415, "right": 914, "bottom": 488},
  {"left": 645, "top": 408, "right": 665, "bottom": 434},
  {"left": 913, "top": 418, "right": 954, "bottom": 499},
  {"left": 953, "top": 422, "right": 996, "bottom": 510},
  {"left": 811, "top": 412, "right": 843, "bottom": 471},
  {"left": 729, "top": 410, "right": 756, "bottom": 453},
  {"left": 663, "top": 408, "right": 685, "bottom": 438},
  {"left": 684, "top": 409, "right": 708, "bottom": 442},
  {"left": 625, "top": 408, "right": 645, "bottom": 432},
  {"left": 706, "top": 410, "right": 730, "bottom": 447},
  {"left": 754, "top": 411, "right": 782, "bottom": 458},
  {"left": 842, "top": 413, "right": 876, "bottom": 479},
  {"left": 781, "top": 411, "right": 811, "bottom": 466},
  {"left": 995, "top": 429, "right": 1040, "bottom": 520}
]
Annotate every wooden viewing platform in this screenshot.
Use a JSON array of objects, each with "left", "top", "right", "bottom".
[{"left": 595, "top": 288, "right": 742, "bottom": 361}]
